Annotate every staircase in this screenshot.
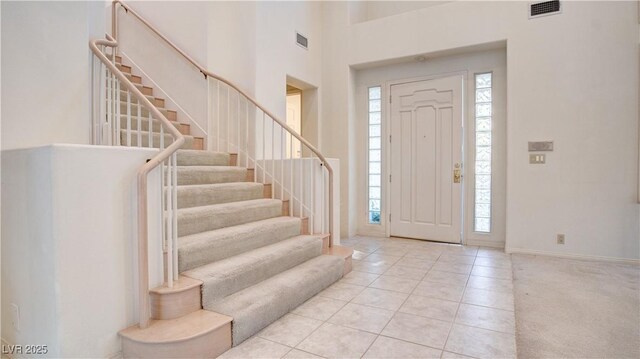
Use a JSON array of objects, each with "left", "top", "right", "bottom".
[{"left": 111, "top": 56, "right": 353, "bottom": 357}]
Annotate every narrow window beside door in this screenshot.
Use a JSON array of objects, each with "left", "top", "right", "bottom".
[
  {"left": 368, "top": 86, "right": 382, "bottom": 224},
  {"left": 474, "top": 73, "right": 493, "bottom": 233}
]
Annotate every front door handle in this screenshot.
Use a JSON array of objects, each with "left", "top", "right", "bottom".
[{"left": 453, "top": 163, "right": 462, "bottom": 183}]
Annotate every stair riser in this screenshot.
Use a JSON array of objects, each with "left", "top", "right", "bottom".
[
  {"left": 178, "top": 217, "right": 303, "bottom": 272},
  {"left": 176, "top": 151, "right": 230, "bottom": 166},
  {"left": 263, "top": 184, "right": 272, "bottom": 198},
  {"left": 194, "top": 237, "right": 323, "bottom": 306},
  {"left": 177, "top": 168, "right": 247, "bottom": 186},
  {"left": 121, "top": 324, "right": 231, "bottom": 359},
  {"left": 119, "top": 117, "right": 189, "bottom": 135},
  {"left": 177, "top": 201, "right": 283, "bottom": 237},
  {"left": 177, "top": 185, "right": 264, "bottom": 209}
]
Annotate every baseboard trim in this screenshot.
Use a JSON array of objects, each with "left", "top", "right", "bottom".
[
  {"left": 465, "top": 238, "right": 505, "bottom": 248},
  {"left": 355, "top": 231, "right": 387, "bottom": 238},
  {"left": 506, "top": 247, "right": 640, "bottom": 264}
]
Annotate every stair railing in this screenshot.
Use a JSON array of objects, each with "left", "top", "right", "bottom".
[
  {"left": 90, "top": 36, "right": 184, "bottom": 329},
  {"left": 112, "top": 0, "right": 335, "bottom": 240}
]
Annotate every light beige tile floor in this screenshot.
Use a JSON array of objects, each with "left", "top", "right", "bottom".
[{"left": 220, "top": 236, "right": 516, "bottom": 359}]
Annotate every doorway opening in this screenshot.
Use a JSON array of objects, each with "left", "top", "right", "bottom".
[{"left": 286, "top": 84, "right": 302, "bottom": 158}]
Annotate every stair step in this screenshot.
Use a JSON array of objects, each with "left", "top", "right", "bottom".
[
  {"left": 184, "top": 235, "right": 323, "bottom": 306},
  {"left": 124, "top": 72, "right": 142, "bottom": 84},
  {"left": 177, "top": 166, "right": 247, "bottom": 185},
  {"left": 119, "top": 309, "right": 232, "bottom": 358},
  {"left": 177, "top": 198, "right": 283, "bottom": 237},
  {"left": 177, "top": 182, "right": 264, "bottom": 209},
  {"left": 119, "top": 130, "right": 202, "bottom": 150},
  {"left": 117, "top": 63, "right": 132, "bottom": 74},
  {"left": 178, "top": 216, "right": 303, "bottom": 272},
  {"left": 323, "top": 245, "right": 355, "bottom": 276},
  {"left": 177, "top": 149, "right": 230, "bottom": 166},
  {"left": 208, "top": 255, "right": 344, "bottom": 345},
  {"left": 108, "top": 77, "right": 153, "bottom": 95},
  {"left": 119, "top": 115, "right": 190, "bottom": 135},
  {"left": 119, "top": 102, "right": 177, "bottom": 121},
  {"left": 137, "top": 83, "right": 154, "bottom": 96},
  {"left": 119, "top": 89, "right": 165, "bottom": 107}
]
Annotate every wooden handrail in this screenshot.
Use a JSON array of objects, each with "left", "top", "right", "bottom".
[
  {"left": 90, "top": 37, "right": 185, "bottom": 329},
  {"left": 112, "top": 0, "right": 335, "bottom": 245}
]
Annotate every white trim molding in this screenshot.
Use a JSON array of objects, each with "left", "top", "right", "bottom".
[
  {"left": 467, "top": 238, "right": 505, "bottom": 249},
  {"left": 506, "top": 247, "right": 640, "bottom": 265}
]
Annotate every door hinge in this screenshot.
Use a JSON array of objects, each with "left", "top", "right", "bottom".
[
  {"left": 389, "top": 135, "right": 392, "bottom": 143},
  {"left": 389, "top": 95, "right": 392, "bottom": 103},
  {"left": 389, "top": 213, "right": 391, "bottom": 222},
  {"left": 389, "top": 174, "right": 392, "bottom": 182}
]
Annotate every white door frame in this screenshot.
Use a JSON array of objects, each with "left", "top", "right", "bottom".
[{"left": 383, "top": 71, "right": 468, "bottom": 242}]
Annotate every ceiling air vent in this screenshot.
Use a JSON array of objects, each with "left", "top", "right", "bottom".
[
  {"left": 296, "top": 32, "right": 308, "bottom": 50},
  {"left": 529, "top": 0, "right": 561, "bottom": 18}
]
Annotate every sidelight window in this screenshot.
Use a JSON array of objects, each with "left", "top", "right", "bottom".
[
  {"left": 368, "top": 86, "right": 382, "bottom": 224},
  {"left": 474, "top": 73, "right": 493, "bottom": 233}
]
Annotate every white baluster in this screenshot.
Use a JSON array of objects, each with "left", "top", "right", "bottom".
[
  {"left": 310, "top": 156, "right": 314, "bottom": 234},
  {"left": 172, "top": 151, "right": 178, "bottom": 281},
  {"left": 166, "top": 156, "right": 173, "bottom": 288},
  {"left": 127, "top": 91, "right": 131, "bottom": 146},
  {"left": 262, "top": 112, "right": 266, "bottom": 184},
  {"left": 99, "top": 63, "right": 106, "bottom": 145},
  {"left": 116, "top": 78, "right": 121, "bottom": 146},
  {"left": 148, "top": 112, "right": 153, "bottom": 148},
  {"left": 137, "top": 99, "right": 142, "bottom": 147},
  {"left": 289, "top": 132, "right": 293, "bottom": 216}
]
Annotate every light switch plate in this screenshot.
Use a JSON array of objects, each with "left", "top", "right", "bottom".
[
  {"left": 529, "top": 154, "right": 545, "bottom": 164},
  {"left": 528, "top": 141, "right": 554, "bottom": 151}
]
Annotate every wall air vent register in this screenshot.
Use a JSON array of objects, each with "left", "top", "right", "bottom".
[
  {"left": 529, "top": 0, "right": 561, "bottom": 18},
  {"left": 296, "top": 32, "right": 308, "bottom": 49}
]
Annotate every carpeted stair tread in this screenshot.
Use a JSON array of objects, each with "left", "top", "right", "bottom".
[
  {"left": 178, "top": 216, "right": 302, "bottom": 272},
  {"left": 177, "top": 149, "right": 231, "bottom": 166},
  {"left": 183, "top": 235, "right": 323, "bottom": 306},
  {"left": 177, "top": 198, "right": 283, "bottom": 237},
  {"left": 177, "top": 166, "right": 246, "bottom": 185},
  {"left": 177, "top": 182, "right": 264, "bottom": 209},
  {"left": 208, "top": 255, "right": 344, "bottom": 345},
  {"left": 119, "top": 130, "right": 195, "bottom": 149}
]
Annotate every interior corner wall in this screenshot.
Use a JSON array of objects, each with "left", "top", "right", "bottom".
[
  {"left": 322, "top": 1, "right": 356, "bottom": 238},
  {"left": 321, "top": 1, "right": 639, "bottom": 259},
  {"left": 0, "top": 1, "right": 106, "bottom": 150}
]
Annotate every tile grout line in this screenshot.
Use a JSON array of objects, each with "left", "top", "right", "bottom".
[{"left": 440, "top": 251, "right": 478, "bottom": 355}]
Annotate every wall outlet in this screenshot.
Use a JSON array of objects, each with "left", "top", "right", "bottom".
[
  {"left": 529, "top": 154, "right": 546, "bottom": 164},
  {"left": 557, "top": 234, "right": 565, "bottom": 245},
  {"left": 10, "top": 303, "right": 20, "bottom": 332}
]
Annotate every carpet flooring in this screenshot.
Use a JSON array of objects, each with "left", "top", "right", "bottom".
[{"left": 512, "top": 254, "right": 640, "bottom": 358}]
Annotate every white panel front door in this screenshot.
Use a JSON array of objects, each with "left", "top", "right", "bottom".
[{"left": 390, "top": 76, "right": 463, "bottom": 243}]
